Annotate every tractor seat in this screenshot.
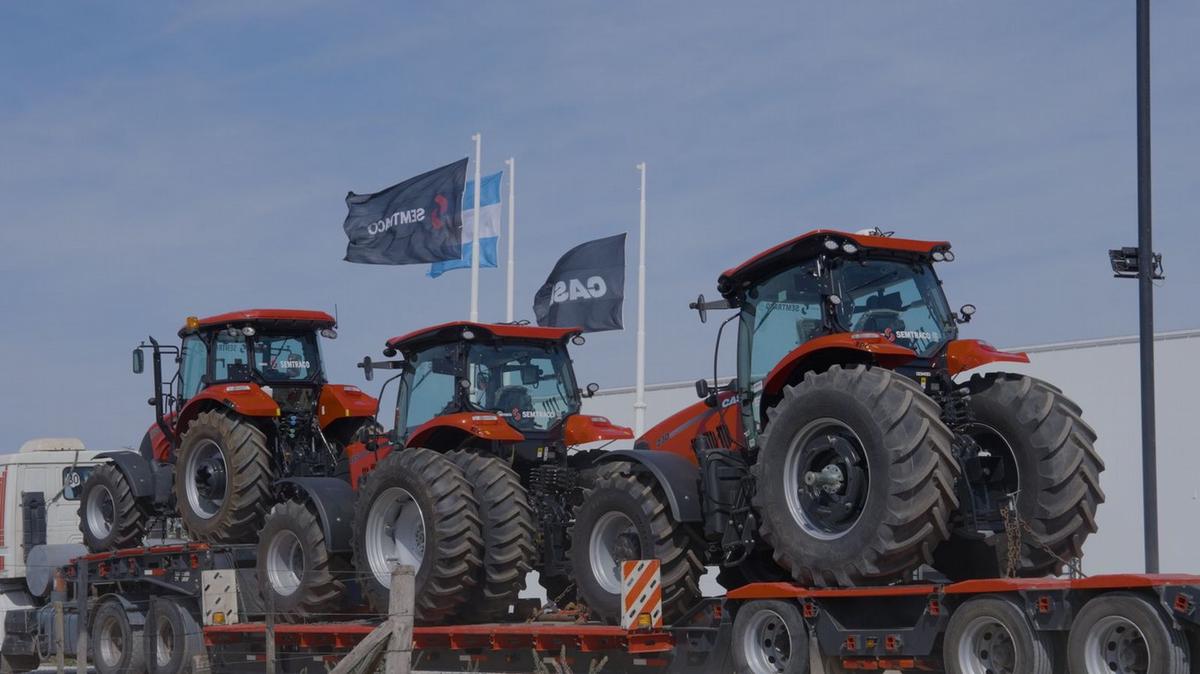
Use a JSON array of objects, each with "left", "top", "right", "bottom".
[
  {"left": 496, "top": 385, "right": 533, "bottom": 417},
  {"left": 858, "top": 292, "right": 905, "bottom": 333}
]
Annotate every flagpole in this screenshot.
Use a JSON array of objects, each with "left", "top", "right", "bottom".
[
  {"left": 634, "top": 162, "right": 647, "bottom": 437},
  {"left": 470, "top": 133, "right": 483, "bottom": 322},
  {"left": 505, "top": 157, "right": 516, "bottom": 323}
]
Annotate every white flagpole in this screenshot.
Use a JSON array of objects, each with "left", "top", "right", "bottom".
[
  {"left": 634, "top": 162, "right": 648, "bottom": 436},
  {"left": 469, "top": 133, "right": 483, "bottom": 322},
  {"left": 505, "top": 157, "right": 516, "bottom": 323}
]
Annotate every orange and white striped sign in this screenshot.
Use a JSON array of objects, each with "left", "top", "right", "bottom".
[{"left": 620, "top": 559, "right": 663, "bottom": 630}]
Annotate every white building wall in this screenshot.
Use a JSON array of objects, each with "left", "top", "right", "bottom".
[{"left": 583, "top": 330, "right": 1200, "bottom": 576}]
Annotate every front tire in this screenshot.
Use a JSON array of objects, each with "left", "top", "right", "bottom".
[
  {"left": 174, "top": 409, "right": 274, "bottom": 543},
  {"left": 257, "top": 501, "right": 345, "bottom": 621},
  {"left": 79, "top": 464, "right": 148, "bottom": 552},
  {"left": 351, "top": 448, "right": 483, "bottom": 623},
  {"left": 936, "top": 373, "right": 1104, "bottom": 580},
  {"left": 752, "top": 365, "right": 958, "bottom": 587},
  {"left": 569, "top": 462, "right": 703, "bottom": 625}
]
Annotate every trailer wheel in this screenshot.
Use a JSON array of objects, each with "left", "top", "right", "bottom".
[
  {"left": 146, "top": 597, "right": 204, "bottom": 674},
  {"left": 79, "top": 463, "right": 148, "bottom": 551},
  {"left": 175, "top": 409, "right": 274, "bottom": 544},
  {"left": 352, "top": 447, "right": 483, "bottom": 623},
  {"left": 936, "top": 373, "right": 1104, "bottom": 579},
  {"left": 93, "top": 598, "right": 146, "bottom": 674},
  {"left": 257, "top": 500, "right": 345, "bottom": 621},
  {"left": 943, "top": 596, "right": 1054, "bottom": 674},
  {"left": 569, "top": 462, "right": 704, "bottom": 625},
  {"left": 446, "top": 451, "right": 537, "bottom": 622},
  {"left": 732, "top": 600, "right": 809, "bottom": 674},
  {"left": 752, "top": 366, "right": 958, "bottom": 587},
  {"left": 1067, "top": 592, "right": 1190, "bottom": 674}
]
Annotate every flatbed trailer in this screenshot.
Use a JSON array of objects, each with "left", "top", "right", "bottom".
[{"left": 5, "top": 543, "right": 1199, "bottom": 673}]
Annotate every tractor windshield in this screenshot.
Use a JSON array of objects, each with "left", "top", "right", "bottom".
[
  {"left": 211, "top": 332, "right": 322, "bottom": 383},
  {"left": 466, "top": 341, "right": 580, "bottom": 432},
  {"left": 830, "top": 258, "right": 955, "bottom": 358}
]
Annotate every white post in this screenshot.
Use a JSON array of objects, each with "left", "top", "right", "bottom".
[
  {"left": 470, "top": 133, "right": 483, "bottom": 322},
  {"left": 505, "top": 157, "right": 516, "bottom": 323},
  {"left": 634, "top": 162, "right": 648, "bottom": 437}
]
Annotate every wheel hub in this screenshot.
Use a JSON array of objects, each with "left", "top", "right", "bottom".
[
  {"left": 86, "top": 485, "right": 116, "bottom": 539},
  {"left": 365, "top": 487, "right": 426, "bottom": 586},
  {"left": 956, "top": 617, "right": 1017, "bottom": 674},
  {"left": 784, "top": 419, "right": 870, "bottom": 540},
  {"left": 589, "top": 512, "right": 640, "bottom": 595},
  {"left": 741, "top": 609, "right": 791, "bottom": 673},
  {"left": 184, "top": 439, "right": 229, "bottom": 519},
  {"left": 1084, "top": 616, "right": 1150, "bottom": 674}
]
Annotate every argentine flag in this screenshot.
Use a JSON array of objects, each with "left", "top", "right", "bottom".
[{"left": 429, "top": 171, "right": 502, "bottom": 278}]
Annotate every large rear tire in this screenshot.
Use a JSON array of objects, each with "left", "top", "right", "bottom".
[
  {"left": 752, "top": 365, "right": 959, "bottom": 587},
  {"left": 257, "top": 500, "right": 345, "bottom": 621},
  {"left": 174, "top": 409, "right": 274, "bottom": 543},
  {"left": 446, "top": 451, "right": 537, "bottom": 622},
  {"left": 79, "top": 464, "right": 148, "bottom": 552},
  {"left": 936, "top": 373, "right": 1104, "bottom": 580},
  {"left": 351, "top": 447, "right": 483, "bottom": 623},
  {"left": 569, "top": 462, "right": 704, "bottom": 625}
]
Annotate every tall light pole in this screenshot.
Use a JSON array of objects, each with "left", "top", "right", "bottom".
[
  {"left": 469, "top": 133, "right": 482, "bottom": 322},
  {"left": 634, "top": 162, "right": 648, "bottom": 437},
  {"left": 505, "top": 157, "right": 516, "bottom": 323}
]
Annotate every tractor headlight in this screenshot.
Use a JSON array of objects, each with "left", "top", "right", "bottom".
[
  {"left": 944, "top": 251, "right": 956, "bottom": 262},
  {"left": 242, "top": 326, "right": 257, "bottom": 337},
  {"left": 824, "top": 239, "right": 839, "bottom": 251},
  {"left": 932, "top": 251, "right": 946, "bottom": 262},
  {"left": 842, "top": 243, "right": 859, "bottom": 254}
]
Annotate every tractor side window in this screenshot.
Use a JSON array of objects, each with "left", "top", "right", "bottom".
[
  {"left": 212, "top": 333, "right": 251, "bottom": 382},
  {"left": 179, "top": 336, "right": 208, "bottom": 400},
  {"left": 744, "top": 264, "right": 823, "bottom": 382},
  {"left": 403, "top": 345, "right": 458, "bottom": 434}
]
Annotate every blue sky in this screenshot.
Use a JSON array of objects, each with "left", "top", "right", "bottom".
[{"left": 1, "top": 2, "right": 1197, "bottom": 451}]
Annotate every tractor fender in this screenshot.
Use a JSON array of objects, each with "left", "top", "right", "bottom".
[
  {"left": 593, "top": 450, "right": 703, "bottom": 523},
  {"left": 176, "top": 384, "right": 279, "bottom": 431},
  {"left": 273, "top": 477, "right": 356, "bottom": 553},
  {"left": 762, "top": 333, "right": 917, "bottom": 396},
  {"left": 318, "top": 384, "right": 379, "bottom": 429},
  {"left": 945, "top": 339, "right": 1029, "bottom": 376},
  {"left": 405, "top": 413, "right": 525, "bottom": 449},
  {"left": 95, "top": 451, "right": 156, "bottom": 501}
]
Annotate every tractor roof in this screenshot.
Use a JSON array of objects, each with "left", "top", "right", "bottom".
[
  {"left": 181, "top": 309, "right": 337, "bottom": 336},
  {"left": 717, "top": 229, "right": 951, "bottom": 299},
  {"left": 386, "top": 322, "right": 580, "bottom": 352}
]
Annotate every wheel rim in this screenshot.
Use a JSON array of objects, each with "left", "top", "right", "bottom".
[
  {"left": 183, "top": 439, "right": 228, "bottom": 519},
  {"left": 955, "top": 615, "right": 1018, "bottom": 674},
  {"left": 96, "top": 613, "right": 124, "bottom": 667},
  {"left": 364, "top": 487, "right": 425, "bottom": 586},
  {"left": 961, "top": 422, "right": 1021, "bottom": 509},
  {"left": 740, "top": 608, "right": 791, "bottom": 673},
  {"left": 1083, "top": 615, "right": 1150, "bottom": 674},
  {"left": 86, "top": 484, "right": 116, "bottom": 540},
  {"left": 266, "top": 529, "right": 305, "bottom": 597},
  {"left": 782, "top": 418, "right": 870, "bottom": 540},
  {"left": 589, "top": 511, "right": 641, "bottom": 595},
  {"left": 155, "top": 613, "right": 175, "bottom": 667}
]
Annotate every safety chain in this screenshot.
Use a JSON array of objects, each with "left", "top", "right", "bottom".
[{"left": 1000, "top": 493, "right": 1086, "bottom": 579}]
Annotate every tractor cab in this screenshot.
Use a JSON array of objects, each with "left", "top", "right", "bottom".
[{"left": 367, "top": 322, "right": 628, "bottom": 459}]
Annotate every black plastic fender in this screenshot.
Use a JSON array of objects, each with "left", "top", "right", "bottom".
[
  {"left": 95, "top": 451, "right": 156, "bottom": 502},
  {"left": 274, "top": 477, "right": 355, "bottom": 552},
  {"left": 94, "top": 593, "right": 147, "bottom": 627},
  {"left": 592, "top": 450, "right": 703, "bottom": 522}
]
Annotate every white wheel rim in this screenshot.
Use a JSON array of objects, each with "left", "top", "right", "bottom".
[
  {"left": 86, "top": 484, "right": 116, "bottom": 539},
  {"left": 1083, "top": 615, "right": 1150, "bottom": 674},
  {"left": 96, "top": 612, "right": 124, "bottom": 667},
  {"left": 956, "top": 615, "right": 1018, "bottom": 674},
  {"left": 267, "top": 529, "right": 305, "bottom": 597},
  {"left": 155, "top": 613, "right": 175, "bottom": 667},
  {"left": 781, "top": 418, "right": 870, "bottom": 541},
  {"left": 741, "top": 608, "right": 791, "bottom": 673},
  {"left": 588, "top": 511, "right": 640, "bottom": 595},
  {"left": 183, "top": 439, "right": 228, "bottom": 519},
  {"left": 365, "top": 487, "right": 425, "bottom": 586}
]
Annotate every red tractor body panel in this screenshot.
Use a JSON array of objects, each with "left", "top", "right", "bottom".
[
  {"left": 177, "top": 384, "right": 280, "bottom": 430},
  {"left": 636, "top": 391, "right": 744, "bottom": 463},
  {"left": 180, "top": 309, "right": 336, "bottom": 336},
  {"left": 317, "top": 385, "right": 379, "bottom": 428},
  {"left": 945, "top": 339, "right": 1029, "bottom": 377},
  {"left": 563, "top": 415, "right": 635, "bottom": 446},
  {"left": 762, "top": 334, "right": 918, "bottom": 396},
  {"left": 405, "top": 412, "right": 527, "bottom": 449}
]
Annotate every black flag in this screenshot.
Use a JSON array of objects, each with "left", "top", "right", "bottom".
[
  {"left": 533, "top": 233, "right": 626, "bottom": 332},
  {"left": 343, "top": 158, "right": 468, "bottom": 265}
]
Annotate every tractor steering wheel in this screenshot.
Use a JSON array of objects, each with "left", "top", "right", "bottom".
[{"left": 853, "top": 308, "right": 903, "bottom": 333}]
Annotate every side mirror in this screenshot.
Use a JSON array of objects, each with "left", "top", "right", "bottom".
[
  {"left": 694, "top": 378, "right": 710, "bottom": 399},
  {"left": 690, "top": 294, "right": 708, "bottom": 324},
  {"left": 132, "top": 349, "right": 144, "bottom": 374},
  {"left": 585, "top": 382, "right": 600, "bottom": 398},
  {"left": 358, "top": 356, "right": 375, "bottom": 381},
  {"left": 958, "top": 303, "right": 977, "bottom": 324}
]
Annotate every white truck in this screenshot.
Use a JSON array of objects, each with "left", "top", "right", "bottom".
[{"left": 0, "top": 438, "right": 107, "bottom": 673}]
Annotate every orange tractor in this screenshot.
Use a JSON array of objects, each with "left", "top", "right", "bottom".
[
  {"left": 78, "top": 310, "right": 378, "bottom": 613},
  {"left": 562, "top": 229, "right": 1103, "bottom": 621},
  {"left": 350, "top": 322, "right": 636, "bottom": 623}
]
